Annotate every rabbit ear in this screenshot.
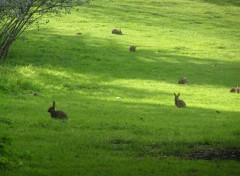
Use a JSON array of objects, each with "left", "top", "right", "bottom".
[
  {"left": 174, "top": 93, "right": 176, "bottom": 96},
  {"left": 53, "top": 101, "right": 55, "bottom": 107},
  {"left": 178, "top": 93, "right": 180, "bottom": 96}
]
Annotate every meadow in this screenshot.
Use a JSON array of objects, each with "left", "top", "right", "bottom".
[{"left": 0, "top": 0, "right": 240, "bottom": 175}]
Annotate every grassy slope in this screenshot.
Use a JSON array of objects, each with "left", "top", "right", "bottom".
[{"left": 1, "top": 0, "right": 240, "bottom": 175}]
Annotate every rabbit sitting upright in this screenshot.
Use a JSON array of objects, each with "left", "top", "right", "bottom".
[
  {"left": 48, "top": 101, "right": 68, "bottom": 120},
  {"left": 174, "top": 93, "right": 186, "bottom": 108}
]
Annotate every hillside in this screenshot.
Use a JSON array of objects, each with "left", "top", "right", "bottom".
[{"left": 1, "top": 0, "right": 240, "bottom": 175}]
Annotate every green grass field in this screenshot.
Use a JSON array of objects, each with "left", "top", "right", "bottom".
[{"left": 1, "top": 0, "right": 240, "bottom": 175}]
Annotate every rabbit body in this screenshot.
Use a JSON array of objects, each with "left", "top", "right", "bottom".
[
  {"left": 112, "top": 29, "right": 122, "bottom": 35},
  {"left": 174, "top": 93, "right": 186, "bottom": 108},
  {"left": 178, "top": 78, "right": 188, "bottom": 84},
  {"left": 48, "top": 101, "right": 68, "bottom": 120},
  {"left": 129, "top": 46, "right": 136, "bottom": 52},
  {"left": 230, "top": 87, "right": 240, "bottom": 93}
]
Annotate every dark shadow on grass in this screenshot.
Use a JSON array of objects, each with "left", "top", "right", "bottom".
[
  {"left": 8, "top": 29, "right": 239, "bottom": 88},
  {"left": 200, "top": 0, "right": 240, "bottom": 7}
]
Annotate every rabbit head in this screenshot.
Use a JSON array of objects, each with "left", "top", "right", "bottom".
[
  {"left": 174, "top": 93, "right": 186, "bottom": 108},
  {"left": 48, "top": 101, "right": 55, "bottom": 113}
]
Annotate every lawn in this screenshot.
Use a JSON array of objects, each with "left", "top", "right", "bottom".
[{"left": 0, "top": 0, "right": 240, "bottom": 175}]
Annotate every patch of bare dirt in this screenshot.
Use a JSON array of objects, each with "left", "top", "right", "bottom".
[
  {"left": 137, "top": 143, "right": 240, "bottom": 162},
  {"left": 184, "top": 148, "right": 240, "bottom": 161}
]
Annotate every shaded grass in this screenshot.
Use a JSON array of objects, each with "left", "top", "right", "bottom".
[
  {"left": 4, "top": 32, "right": 240, "bottom": 88},
  {"left": 201, "top": 0, "right": 240, "bottom": 7}
]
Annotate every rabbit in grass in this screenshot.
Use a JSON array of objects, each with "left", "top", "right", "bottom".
[
  {"left": 230, "top": 86, "right": 240, "bottom": 93},
  {"left": 129, "top": 45, "right": 137, "bottom": 52},
  {"left": 174, "top": 93, "right": 186, "bottom": 108},
  {"left": 112, "top": 29, "right": 122, "bottom": 35},
  {"left": 48, "top": 101, "right": 68, "bottom": 120},
  {"left": 178, "top": 77, "right": 189, "bottom": 84}
]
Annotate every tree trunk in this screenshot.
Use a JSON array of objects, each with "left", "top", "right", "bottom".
[{"left": 0, "top": 38, "right": 12, "bottom": 60}]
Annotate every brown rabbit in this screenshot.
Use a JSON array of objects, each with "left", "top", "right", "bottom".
[
  {"left": 129, "top": 45, "right": 136, "bottom": 52},
  {"left": 178, "top": 77, "right": 189, "bottom": 84},
  {"left": 230, "top": 86, "right": 239, "bottom": 93},
  {"left": 48, "top": 101, "right": 68, "bottom": 120},
  {"left": 174, "top": 93, "right": 186, "bottom": 108},
  {"left": 112, "top": 29, "right": 122, "bottom": 35},
  {"left": 230, "top": 87, "right": 237, "bottom": 93}
]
